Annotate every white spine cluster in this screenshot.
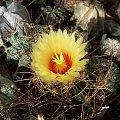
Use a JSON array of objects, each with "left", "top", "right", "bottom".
[{"left": 101, "top": 38, "right": 120, "bottom": 57}]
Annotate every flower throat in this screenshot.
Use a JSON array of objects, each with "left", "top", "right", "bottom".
[{"left": 48, "top": 52, "right": 72, "bottom": 74}]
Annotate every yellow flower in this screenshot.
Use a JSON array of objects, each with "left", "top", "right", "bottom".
[{"left": 30, "top": 29, "right": 88, "bottom": 84}]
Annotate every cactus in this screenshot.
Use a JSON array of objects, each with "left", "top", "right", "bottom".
[{"left": 7, "top": 32, "right": 31, "bottom": 64}]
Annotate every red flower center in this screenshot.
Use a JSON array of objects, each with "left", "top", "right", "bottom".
[{"left": 48, "top": 52, "right": 72, "bottom": 74}]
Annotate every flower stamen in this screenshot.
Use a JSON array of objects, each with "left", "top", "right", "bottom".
[
  {"left": 49, "top": 52, "right": 72, "bottom": 74},
  {"left": 52, "top": 52, "right": 63, "bottom": 65}
]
